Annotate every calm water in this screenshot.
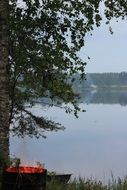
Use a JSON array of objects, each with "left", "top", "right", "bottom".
[{"left": 10, "top": 89, "right": 127, "bottom": 181}]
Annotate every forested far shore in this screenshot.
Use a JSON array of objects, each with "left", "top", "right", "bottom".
[{"left": 72, "top": 72, "right": 127, "bottom": 92}]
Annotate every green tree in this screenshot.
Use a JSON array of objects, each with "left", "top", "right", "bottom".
[
  {"left": 9, "top": 0, "right": 127, "bottom": 137},
  {"left": 1, "top": 0, "right": 127, "bottom": 183}
]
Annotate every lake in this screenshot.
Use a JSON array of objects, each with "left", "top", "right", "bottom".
[{"left": 10, "top": 88, "right": 127, "bottom": 182}]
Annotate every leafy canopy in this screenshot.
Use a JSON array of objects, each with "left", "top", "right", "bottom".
[{"left": 9, "top": 0, "right": 127, "bottom": 137}]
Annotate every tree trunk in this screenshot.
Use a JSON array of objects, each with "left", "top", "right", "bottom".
[{"left": 0, "top": 0, "right": 9, "bottom": 188}]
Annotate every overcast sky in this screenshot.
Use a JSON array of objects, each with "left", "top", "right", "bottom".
[{"left": 80, "top": 19, "right": 127, "bottom": 73}]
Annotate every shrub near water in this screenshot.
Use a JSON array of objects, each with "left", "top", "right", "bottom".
[
  {"left": 67, "top": 178, "right": 107, "bottom": 190},
  {"left": 46, "top": 177, "right": 127, "bottom": 190}
]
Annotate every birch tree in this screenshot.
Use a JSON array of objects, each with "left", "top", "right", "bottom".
[{"left": 0, "top": 0, "right": 127, "bottom": 171}]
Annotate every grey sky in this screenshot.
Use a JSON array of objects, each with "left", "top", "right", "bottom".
[{"left": 81, "top": 19, "right": 127, "bottom": 73}]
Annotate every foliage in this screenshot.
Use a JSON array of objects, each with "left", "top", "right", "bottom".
[
  {"left": 8, "top": 0, "right": 127, "bottom": 137},
  {"left": 46, "top": 177, "right": 127, "bottom": 190}
]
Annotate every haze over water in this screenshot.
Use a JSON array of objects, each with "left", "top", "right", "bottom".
[{"left": 10, "top": 89, "right": 127, "bottom": 182}]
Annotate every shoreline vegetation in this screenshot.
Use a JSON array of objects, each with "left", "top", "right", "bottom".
[
  {"left": 72, "top": 72, "right": 127, "bottom": 90},
  {"left": 1, "top": 174, "right": 127, "bottom": 190},
  {"left": 3, "top": 161, "right": 127, "bottom": 190},
  {"left": 46, "top": 176, "right": 127, "bottom": 190}
]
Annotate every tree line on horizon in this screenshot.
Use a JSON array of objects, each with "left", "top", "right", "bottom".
[{"left": 72, "top": 72, "right": 127, "bottom": 92}]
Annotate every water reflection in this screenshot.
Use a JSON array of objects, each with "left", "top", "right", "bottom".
[
  {"left": 10, "top": 97, "right": 127, "bottom": 182},
  {"left": 80, "top": 88, "right": 127, "bottom": 105}
]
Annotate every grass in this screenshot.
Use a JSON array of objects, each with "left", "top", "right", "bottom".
[{"left": 46, "top": 176, "right": 127, "bottom": 190}]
